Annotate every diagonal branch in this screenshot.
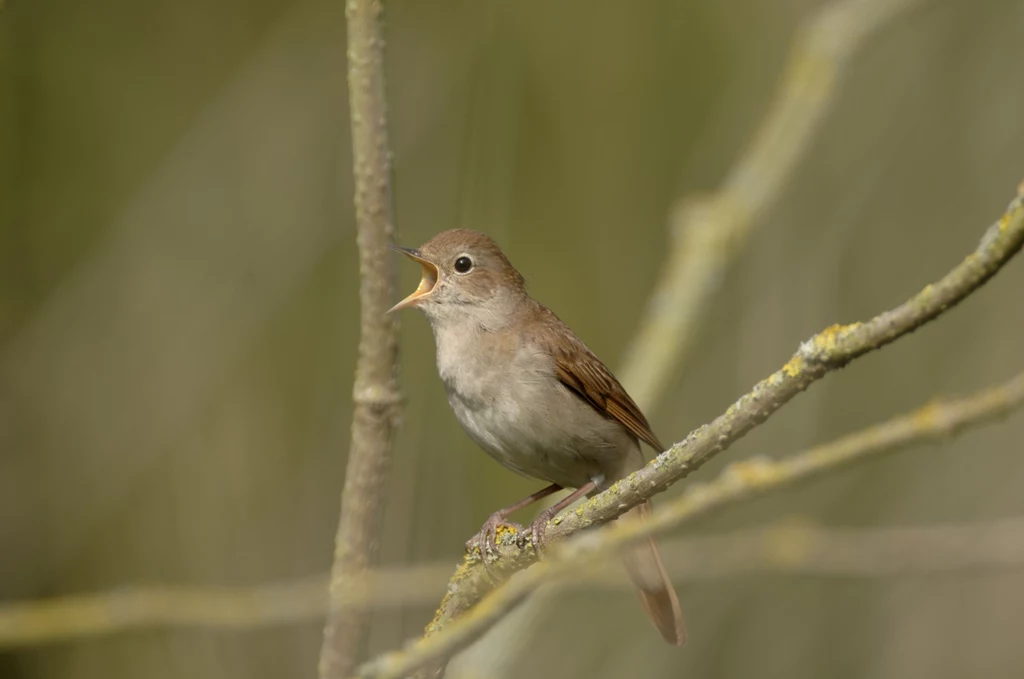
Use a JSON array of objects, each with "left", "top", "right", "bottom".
[
  {"left": 361, "top": 186, "right": 1024, "bottom": 679},
  {"left": 359, "top": 364, "right": 1024, "bottom": 679},
  {"left": 360, "top": 366, "right": 1024, "bottom": 679},
  {"left": 318, "top": 1, "right": 401, "bottom": 677}
]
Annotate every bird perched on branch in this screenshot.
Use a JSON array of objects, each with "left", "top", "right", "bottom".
[{"left": 390, "top": 229, "right": 685, "bottom": 646}]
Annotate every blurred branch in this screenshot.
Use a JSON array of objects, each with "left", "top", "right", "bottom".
[
  {"left": 0, "top": 578, "right": 327, "bottom": 648},
  {"left": 358, "top": 187, "right": 1024, "bottom": 679},
  {"left": 620, "top": 0, "right": 928, "bottom": 409},
  {"left": 666, "top": 515, "right": 1024, "bottom": 579},
  {"left": 319, "top": 1, "right": 401, "bottom": 678},
  {"left": 0, "top": 566, "right": 451, "bottom": 648},
  {"left": 10, "top": 509, "right": 1024, "bottom": 648}
]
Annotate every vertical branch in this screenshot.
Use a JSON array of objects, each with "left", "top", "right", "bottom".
[{"left": 319, "top": 1, "right": 401, "bottom": 678}]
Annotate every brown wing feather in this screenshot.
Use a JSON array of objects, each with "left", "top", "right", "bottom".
[{"left": 543, "top": 313, "right": 665, "bottom": 452}]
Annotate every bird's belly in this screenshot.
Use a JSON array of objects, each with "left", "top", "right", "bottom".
[{"left": 446, "top": 386, "right": 614, "bottom": 489}]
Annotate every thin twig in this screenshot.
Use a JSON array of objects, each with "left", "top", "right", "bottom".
[
  {"left": 619, "top": 0, "right": 929, "bottom": 409},
  {"left": 319, "top": 1, "right": 401, "bottom": 677},
  {"left": 363, "top": 187, "right": 1024, "bottom": 679}
]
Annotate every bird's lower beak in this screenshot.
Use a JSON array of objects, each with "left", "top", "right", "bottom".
[{"left": 388, "top": 246, "right": 439, "bottom": 313}]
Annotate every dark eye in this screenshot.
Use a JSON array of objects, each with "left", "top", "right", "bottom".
[{"left": 454, "top": 256, "right": 473, "bottom": 273}]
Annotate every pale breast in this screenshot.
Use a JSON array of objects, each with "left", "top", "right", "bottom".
[{"left": 435, "top": 326, "right": 636, "bottom": 489}]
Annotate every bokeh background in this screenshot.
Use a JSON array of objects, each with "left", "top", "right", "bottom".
[{"left": 2, "top": 0, "right": 1024, "bottom": 678}]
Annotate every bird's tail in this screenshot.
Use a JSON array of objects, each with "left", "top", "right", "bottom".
[{"left": 620, "top": 500, "right": 687, "bottom": 646}]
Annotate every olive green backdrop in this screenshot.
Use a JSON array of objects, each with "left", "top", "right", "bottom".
[{"left": 1, "top": 0, "right": 1023, "bottom": 678}]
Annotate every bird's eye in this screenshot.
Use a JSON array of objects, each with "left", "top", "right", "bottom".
[{"left": 454, "top": 256, "right": 473, "bottom": 274}]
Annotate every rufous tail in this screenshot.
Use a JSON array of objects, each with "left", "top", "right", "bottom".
[{"left": 620, "top": 500, "right": 687, "bottom": 646}]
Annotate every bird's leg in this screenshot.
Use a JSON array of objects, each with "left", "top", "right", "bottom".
[
  {"left": 527, "top": 479, "right": 598, "bottom": 551},
  {"left": 467, "top": 483, "right": 563, "bottom": 564}
]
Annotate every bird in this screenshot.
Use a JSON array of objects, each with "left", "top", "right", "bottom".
[{"left": 389, "top": 228, "right": 686, "bottom": 646}]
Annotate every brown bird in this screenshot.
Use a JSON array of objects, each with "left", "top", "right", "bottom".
[{"left": 389, "top": 229, "right": 686, "bottom": 646}]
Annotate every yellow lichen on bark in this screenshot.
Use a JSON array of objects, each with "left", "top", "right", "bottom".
[{"left": 782, "top": 355, "right": 805, "bottom": 377}]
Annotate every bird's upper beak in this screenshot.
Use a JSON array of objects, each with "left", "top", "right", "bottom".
[{"left": 388, "top": 245, "right": 439, "bottom": 313}]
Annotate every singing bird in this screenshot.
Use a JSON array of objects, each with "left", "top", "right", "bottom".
[{"left": 390, "top": 229, "right": 685, "bottom": 646}]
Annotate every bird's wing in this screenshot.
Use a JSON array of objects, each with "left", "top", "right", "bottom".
[{"left": 541, "top": 315, "right": 665, "bottom": 452}]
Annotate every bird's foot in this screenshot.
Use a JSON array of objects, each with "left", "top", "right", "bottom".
[
  {"left": 466, "top": 512, "right": 524, "bottom": 578},
  {"left": 527, "top": 505, "right": 562, "bottom": 554}
]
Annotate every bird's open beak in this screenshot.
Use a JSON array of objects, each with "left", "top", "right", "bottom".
[{"left": 388, "top": 245, "right": 439, "bottom": 313}]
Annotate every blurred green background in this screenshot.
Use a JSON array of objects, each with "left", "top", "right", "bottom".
[{"left": 2, "top": 0, "right": 1024, "bottom": 677}]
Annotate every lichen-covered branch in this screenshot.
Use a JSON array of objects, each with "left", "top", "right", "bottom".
[
  {"left": 318, "top": 1, "right": 401, "bottom": 678},
  {"left": 358, "top": 187, "right": 1024, "bottom": 679},
  {"left": 361, "top": 362, "right": 1024, "bottom": 679},
  {"left": 619, "top": 0, "right": 928, "bottom": 410}
]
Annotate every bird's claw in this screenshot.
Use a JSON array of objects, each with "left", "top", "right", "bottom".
[
  {"left": 467, "top": 512, "right": 524, "bottom": 579},
  {"left": 526, "top": 507, "right": 559, "bottom": 554}
]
